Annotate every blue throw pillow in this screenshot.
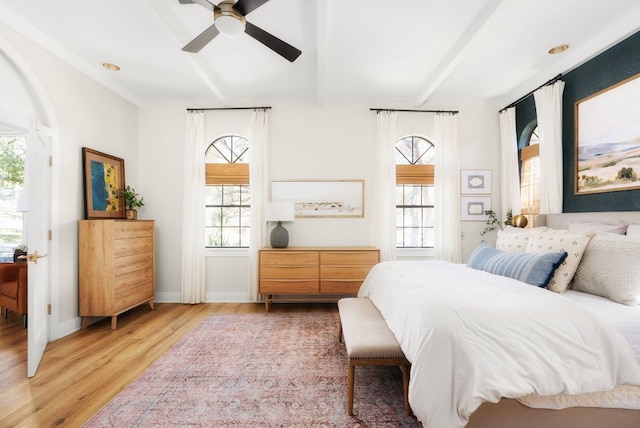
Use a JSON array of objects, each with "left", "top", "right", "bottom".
[{"left": 467, "top": 242, "right": 567, "bottom": 288}]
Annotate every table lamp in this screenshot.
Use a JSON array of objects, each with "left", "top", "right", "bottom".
[{"left": 266, "top": 202, "right": 295, "bottom": 248}]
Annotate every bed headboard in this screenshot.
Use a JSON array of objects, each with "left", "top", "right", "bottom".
[{"left": 535, "top": 211, "right": 640, "bottom": 230}]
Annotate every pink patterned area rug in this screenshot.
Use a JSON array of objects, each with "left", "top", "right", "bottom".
[{"left": 84, "top": 312, "right": 421, "bottom": 427}]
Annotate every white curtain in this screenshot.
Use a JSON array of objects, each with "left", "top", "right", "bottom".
[
  {"left": 434, "top": 113, "right": 462, "bottom": 263},
  {"left": 371, "top": 111, "right": 397, "bottom": 262},
  {"left": 247, "top": 108, "right": 269, "bottom": 301},
  {"left": 534, "top": 80, "right": 565, "bottom": 214},
  {"left": 499, "top": 107, "right": 522, "bottom": 219},
  {"left": 181, "top": 111, "right": 206, "bottom": 304}
]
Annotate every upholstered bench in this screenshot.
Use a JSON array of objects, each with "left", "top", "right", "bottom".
[{"left": 337, "top": 297, "right": 411, "bottom": 415}]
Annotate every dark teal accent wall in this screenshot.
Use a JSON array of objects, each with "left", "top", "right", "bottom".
[{"left": 516, "top": 30, "right": 640, "bottom": 212}]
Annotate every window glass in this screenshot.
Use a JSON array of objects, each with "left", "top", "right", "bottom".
[
  {"left": 205, "top": 135, "right": 250, "bottom": 248},
  {"left": 0, "top": 136, "right": 26, "bottom": 261},
  {"left": 520, "top": 124, "right": 540, "bottom": 218},
  {"left": 395, "top": 136, "right": 435, "bottom": 248}
]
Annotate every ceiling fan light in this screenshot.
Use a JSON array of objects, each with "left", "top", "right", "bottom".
[{"left": 216, "top": 14, "right": 245, "bottom": 38}]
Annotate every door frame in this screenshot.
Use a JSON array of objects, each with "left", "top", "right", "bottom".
[{"left": 0, "top": 34, "right": 60, "bottom": 371}]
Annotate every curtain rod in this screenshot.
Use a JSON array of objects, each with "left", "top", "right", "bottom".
[
  {"left": 500, "top": 73, "right": 563, "bottom": 112},
  {"left": 186, "top": 106, "right": 272, "bottom": 112},
  {"left": 370, "top": 108, "right": 458, "bottom": 114}
]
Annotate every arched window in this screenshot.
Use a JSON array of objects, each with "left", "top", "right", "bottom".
[
  {"left": 395, "top": 136, "right": 435, "bottom": 248},
  {"left": 519, "top": 121, "right": 540, "bottom": 220},
  {"left": 205, "top": 135, "right": 250, "bottom": 248}
]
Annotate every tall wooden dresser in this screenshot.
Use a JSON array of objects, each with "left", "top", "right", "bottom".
[
  {"left": 78, "top": 219, "right": 155, "bottom": 329},
  {"left": 259, "top": 246, "right": 379, "bottom": 311}
]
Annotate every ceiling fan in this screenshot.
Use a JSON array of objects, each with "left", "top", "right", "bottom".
[{"left": 178, "top": 0, "right": 302, "bottom": 62}]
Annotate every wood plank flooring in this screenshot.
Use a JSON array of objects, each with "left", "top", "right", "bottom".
[{"left": 0, "top": 302, "right": 337, "bottom": 428}]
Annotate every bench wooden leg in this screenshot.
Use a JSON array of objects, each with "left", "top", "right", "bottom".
[
  {"left": 400, "top": 364, "right": 412, "bottom": 415},
  {"left": 348, "top": 362, "right": 355, "bottom": 415}
]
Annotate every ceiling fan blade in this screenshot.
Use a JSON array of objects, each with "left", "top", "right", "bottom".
[
  {"left": 244, "top": 22, "right": 301, "bottom": 62},
  {"left": 182, "top": 24, "right": 220, "bottom": 53},
  {"left": 233, "top": 0, "right": 270, "bottom": 16},
  {"left": 178, "top": 0, "right": 216, "bottom": 13}
]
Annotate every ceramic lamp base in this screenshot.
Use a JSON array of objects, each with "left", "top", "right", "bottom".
[{"left": 270, "top": 221, "right": 289, "bottom": 248}]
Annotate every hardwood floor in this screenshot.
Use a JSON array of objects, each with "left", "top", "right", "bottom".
[{"left": 0, "top": 302, "right": 337, "bottom": 428}]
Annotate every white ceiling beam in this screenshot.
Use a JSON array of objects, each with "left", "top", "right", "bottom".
[
  {"left": 413, "top": 0, "right": 504, "bottom": 107},
  {"left": 315, "top": 0, "right": 328, "bottom": 106},
  {"left": 148, "top": 0, "right": 230, "bottom": 105}
]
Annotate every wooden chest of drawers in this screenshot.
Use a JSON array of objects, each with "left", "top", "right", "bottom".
[
  {"left": 258, "top": 247, "right": 379, "bottom": 311},
  {"left": 78, "top": 220, "right": 155, "bottom": 329}
]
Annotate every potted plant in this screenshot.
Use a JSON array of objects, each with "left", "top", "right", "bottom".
[
  {"left": 122, "top": 185, "right": 144, "bottom": 220},
  {"left": 13, "top": 244, "right": 27, "bottom": 262}
]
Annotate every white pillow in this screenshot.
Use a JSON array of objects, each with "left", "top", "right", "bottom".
[
  {"left": 626, "top": 223, "right": 640, "bottom": 235},
  {"left": 572, "top": 233, "right": 640, "bottom": 306},
  {"left": 567, "top": 221, "right": 627, "bottom": 235},
  {"left": 495, "top": 226, "right": 547, "bottom": 253},
  {"left": 525, "top": 228, "right": 594, "bottom": 293}
]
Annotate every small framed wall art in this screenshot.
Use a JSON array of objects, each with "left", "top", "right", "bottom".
[
  {"left": 82, "top": 147, "right": 126, "bottom": 219},
  {"left": 461, "top": 169, "right": 491, "bottom": 194},
  {"left": 270, "top": 179, "right": 364, "bottom": 218},
  {"left": 460, "top": 196, "right": 491, "bottom": 221}
]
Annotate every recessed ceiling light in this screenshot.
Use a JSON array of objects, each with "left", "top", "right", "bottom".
[
  {"left": 548, "top": 44, "right": 569, "bottom": 55},
  {"left": 102, "top": 62, "right": 121, "bottom": 71}
]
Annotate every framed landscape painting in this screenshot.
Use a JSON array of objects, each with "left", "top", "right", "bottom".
[
  {"left": 575, "top": 73, "right": 640, "bottom": 194},
  {"left": 270, "top": 179, "right": 364, "bottom": 218},
  {"left": 82, "top": 147, "right": 126, "bottom": 219}
]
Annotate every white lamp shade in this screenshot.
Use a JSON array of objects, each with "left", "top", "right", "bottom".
[{"left": 265, "top": 202, "right": 294, "bottom": 222}]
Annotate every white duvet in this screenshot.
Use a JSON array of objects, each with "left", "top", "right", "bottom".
[{"left": 357, "top": 260, "right": 640, "bottom": 428}]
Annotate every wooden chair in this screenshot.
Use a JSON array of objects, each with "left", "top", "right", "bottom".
[{"left": 0, "top": 262, "right": 28, "bottom": 327}]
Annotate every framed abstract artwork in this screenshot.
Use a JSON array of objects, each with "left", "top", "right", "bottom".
[
  {"left": 461, "top": 170, "right": 491, "bottom": 194},
  {"left": 82, "top": 147, "right": 126, "bottom": 219},
  {"left": 575, "top": 73, "right": 640, "bottom": 194},
  {"left": 460, "top": 196, "right": 491, "bottom": 221}
]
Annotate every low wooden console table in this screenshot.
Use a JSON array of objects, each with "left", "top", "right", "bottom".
[{"left": 258, "top": 246, "right": 380, "bottom": 312}]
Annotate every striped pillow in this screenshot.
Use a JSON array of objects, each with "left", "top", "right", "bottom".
[{"left": 467, "top": 242, "right": 567, "bottom": 288}]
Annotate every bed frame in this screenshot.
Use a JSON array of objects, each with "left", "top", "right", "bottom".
[
  {"left": 534, "top": 210, "right": 640, "bottom": 229},
  {"left": 467, "top": 211, "right": 640, "bottom": 427}
]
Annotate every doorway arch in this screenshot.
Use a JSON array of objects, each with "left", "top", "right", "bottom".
[{"left": 0, "top": 33, "right": 60, "bottom": 376}]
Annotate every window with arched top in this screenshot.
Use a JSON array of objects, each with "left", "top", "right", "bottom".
[
  {"left": 205, "top": 135, "right": 250, "bottom": 248},
  {"left": 395, "top": 135, "right": 435, "bottom": 248},
  {"left": 519, "top": 121, "right": 540, "bottom": 219}
]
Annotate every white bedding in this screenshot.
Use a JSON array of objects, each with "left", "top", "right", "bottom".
[
  {"left": 562, "top": 290, "right": 640, "bottom": 363},
  {"left": 358, "top": 260, "right": 640, "bottom": 428}
]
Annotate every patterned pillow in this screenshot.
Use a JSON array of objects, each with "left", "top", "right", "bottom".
[
  {"left": 525, "top": 229, "right": 594, "bottom": 293},
  {"left": 495, "top": 226, "right": 548, "bottom": 253},
  {"left": 572, "top": 234, "right": 640, "bottom": 306},
  {"left": 467, "top": 242, "right": 567, "bottom": 288},
  {"left": 495, "top": 227, "right": 532, "bottom": 253}
]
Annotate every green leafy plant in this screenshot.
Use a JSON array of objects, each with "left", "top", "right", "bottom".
[
  {"left": 122, "top": 185, "right": 144, "bottom": 210},
  {"left": 481, "top": 209, "right": 512, "bottom": 236},
  {"left": 481, "top": 210, "right": 501, "bottom": 236}
]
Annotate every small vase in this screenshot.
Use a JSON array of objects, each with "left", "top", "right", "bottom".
[{"left": 125, "top": 209, "right": 138, "bottom": 220}]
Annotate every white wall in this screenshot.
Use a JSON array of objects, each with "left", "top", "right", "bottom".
[
  {"left": 0, "top": 25, "right": 139, "bottom": 337},
  {"left": 1, "top": 21, "right": 503, "bottom": 336},
  {"left": 138, "top": 98, "right": 501, "bottom": 303}
]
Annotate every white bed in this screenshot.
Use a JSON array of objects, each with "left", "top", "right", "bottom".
[{"left": 358, "top": 211, "right": 640, "bottom": 428}]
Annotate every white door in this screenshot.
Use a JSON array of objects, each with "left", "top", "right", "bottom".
[{"left": 26, "top": 118, "right": 52, "bottom": 377}]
